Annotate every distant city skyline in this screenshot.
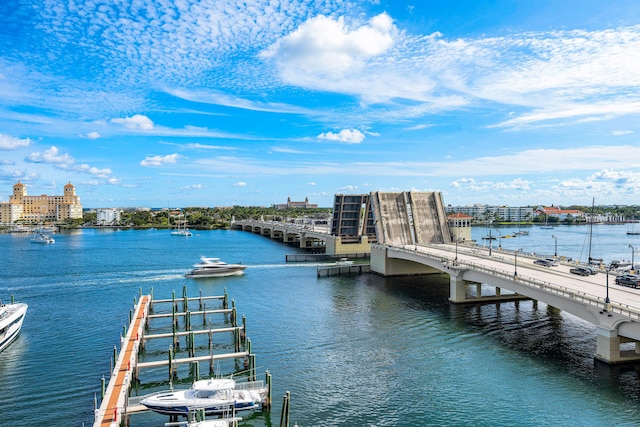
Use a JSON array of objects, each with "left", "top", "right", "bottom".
[{"left": 1, "top": 1, "right": 640, "bottom": 208}]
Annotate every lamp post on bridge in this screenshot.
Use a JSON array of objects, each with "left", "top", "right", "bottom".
[
  {"left": 454, "top": 228, "right": 459, "bottom": 265},
  {"left": 605, "top": 266, "right": 611, "bottom": 306},
  {"left": 514, "top": 248, "right": 522, "bottom": 277},
  {"left": 552, "top": 235, "right": 557, "bottom": 258},
  {"left": 629, "top": 244, "right": 636, "bottom": 273},
  {"left": 497, "top": 230, "right": 502, "bottom": 249},
  {"left": 489, "top": 229, "right": 492, "bottom": 256}
]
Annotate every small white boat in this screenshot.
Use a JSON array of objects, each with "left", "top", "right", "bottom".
[
  {"left": 0, "top": 300, "right": 28, "bottom": 352},
  {"left": 141, "top": 377, "right": 267, "bottom": 416},
  {"left": 336, "top": 258, "right": 354, "bottom": 265},
  {"left": 30, "top": 228, "right": 55, "bottom": 244},
  {"left": 514, "top": 230, "right": 529, "bottom": 236},
  {"left": 186, "top": 257, "right": 247, "bottom": 278},
  {"left": 171, "top": 217, "right": 193, "bottom": 237}
]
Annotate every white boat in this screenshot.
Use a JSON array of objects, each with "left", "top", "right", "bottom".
[
  {"left": 171, "top": 216, "right": 192, "bottom": 237},
  {"left": 0, "top": 300, "right": 28, "bottom": 352},
  {"left": 186, "top": 257, "right": 247, "bottom": 278},
  {"left": 336, "top": 258, "right": 354, "bottom": 265},
  {"left": 141, "top": 377, "right": 267, "bottom": 416},
  {"left": 514, "top": 230, "right": 529, "bottom": 236},
  {"left": 9, "top": 224, "right": 31, "bottom": 233},
  {"left": 30, "top": 228, "right": 55, "bottom": 244}
]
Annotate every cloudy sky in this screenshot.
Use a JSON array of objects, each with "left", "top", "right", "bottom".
[{"left": 1, "top": 0, "right": 640, "bottom": 208}]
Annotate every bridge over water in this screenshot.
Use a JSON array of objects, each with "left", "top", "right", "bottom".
[{"left": 234, "top": 191, "right": 640, "bottom": 364}]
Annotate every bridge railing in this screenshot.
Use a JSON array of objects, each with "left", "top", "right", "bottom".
[{"left": 388, "top": 245, "right": 640, "bottom": 322}]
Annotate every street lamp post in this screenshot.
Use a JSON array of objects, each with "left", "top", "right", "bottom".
[
  {"left": 455, "top": 230, "right": 459, "bottom": 265},
  {"left": 629, "top": 244, "right": 636, "bottom": 272},
  {"left": 605, "top": 266, "right": 610, "bottom": 305},
  {"left": 552, "top": 235, "right": 557, "bottom": 258},
  {"left": 489, "top": 229, "right": 492, "bottom": 256},
  {"left": 514, "top": 248, "right": 522, "bottom": 277},
  {"left": 497, "top": 230, "right": 502, "bottom": 249}
]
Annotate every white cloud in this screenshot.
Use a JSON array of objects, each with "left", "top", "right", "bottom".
[
  {"left": 26, "top": 146, "right": 75, "bottom": 166},
  {"left": 140, "top": 153, "right": 181, "bottom": 167},
  {"left": 24, "top": 145, "right": 119, "bottom": 181},
  {"left": 111, "top": 114, "right": 154, "bottom": 131},
  {"left": 86, "top": 132, "right": 101, "bottom": 139},
  {"left": 317, "top": 129, "right": 365, "bottom": 144},
  {"left": 612, "top": 130, "right": 634, "bottom": 136},
  {"left": 234, "top": 181, "right": 247, "bottom": 187},
  {"left": 182, "top": 184, "right": 206, "bottom": 190},
  {"left": 262, "top": 13, "right": 396, "bottom": 79},
  {"left": 0, "top": 134, "right": 32, "bottom": 149}
]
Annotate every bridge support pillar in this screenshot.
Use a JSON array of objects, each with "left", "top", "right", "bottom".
[
  {"left": 595, "top": 326, "right": 621, "bottom": 364},
  {"left": 449, "top": 275, "right": 469, "bottom": 303}
]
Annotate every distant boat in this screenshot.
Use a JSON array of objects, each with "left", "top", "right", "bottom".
[
  {"left": 514, "top": 230, "right": 529, "bottom": 236},
  {"left": 171, "top": 216, "right": 193, "bottom": 237},
  {"left": 540, "top": 217, "right": 554, "bottom": 229},
  {"left": 30, "top": 227, "right": 55, "bottom": 244},
  {"left": 627, "top": 223, "right": 640, "bottom": 235}
]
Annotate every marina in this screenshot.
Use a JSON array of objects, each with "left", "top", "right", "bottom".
[
  {"left": 94, "top": 287, "right": 270, "bottom": 426},
  {"left": 3, "top": 227, "right": 640, "bottom": 425}
]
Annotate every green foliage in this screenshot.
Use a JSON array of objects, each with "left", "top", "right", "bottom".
[{"left": 83, "top": 206, "right": 332, "bottom": 229}]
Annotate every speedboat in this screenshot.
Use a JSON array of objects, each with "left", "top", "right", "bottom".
[
  {"left": 141, "top": 377, "right": 267, "bottom": 416},
  {"left": 336, "top": 258, "right": 354, "bottom": 265},
  {"left": 186, "top": 257, "right": 247, "bottom": 278},
  {"left": 30, "top": 229, "right": 55, "bottom": 244},
  {"left": 0, "top": 300, "right": 28, "bottom": 352}
]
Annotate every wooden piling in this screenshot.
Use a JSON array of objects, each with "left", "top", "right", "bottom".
[{"left": 279, "top": 391, "right": 290, "bottom": 427}]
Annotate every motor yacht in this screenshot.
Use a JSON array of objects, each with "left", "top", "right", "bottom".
[
  {"left": 141, "top": 377, "right": 266, "bottom": 416},
  {"left": 0, "top": 300, "right": 28, "bottom": 352},
  {"left": 186, "top": 257, "right": 247, "bottom": 278}
]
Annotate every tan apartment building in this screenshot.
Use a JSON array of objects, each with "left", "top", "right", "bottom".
[{"left": 0, "top": 181, "right": 83, "bottom": 224}]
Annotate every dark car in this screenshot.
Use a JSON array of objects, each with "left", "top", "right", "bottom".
[
  {"left": 583, "top": 267, "right": 598, "bottom": 275},
  {"left": 615, "top": 274, "right": 640, "bottom": 288},
  {"left": 570, "top": 267, "right": 590, "bottom": 276},
  {"left": 534, "top": 259, "right": 552, "bottom": 267}
]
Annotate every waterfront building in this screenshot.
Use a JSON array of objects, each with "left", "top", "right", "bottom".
[
  {"left": 447, "top": 212, "right": 473, "bottom": 242},
  {"left": 274, "top": 197, "right": 318, "bottom": 210},
  {"left": 536, "top": 206, "right": 585, "bottom": 221},
  {"left": 446, "top": 204, "right": 534, "bottom": 223},
  {"left": 96, "top": 208, "right": 122, "bottom": 226},
  {"left": 0, "top": 181, "right": 82, "bottom": 224}
]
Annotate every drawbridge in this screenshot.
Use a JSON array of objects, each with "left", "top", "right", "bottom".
[{"left": 370, "top": 191, "right": 451, "bottom": 246}]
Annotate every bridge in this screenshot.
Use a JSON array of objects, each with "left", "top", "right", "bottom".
[
  {"left": 371, "top": 242, "right": 640, "bottom": 365},
  {"left": 234, "top": 190, "right": 640, "bottom": 365}
]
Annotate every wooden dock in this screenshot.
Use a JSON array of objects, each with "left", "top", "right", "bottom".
[
  {"left": 93, "top": 288, "right": 267, "bottom": 427},
  {"left": 94, "top": 294, "right": 150, "bottom": 427}
]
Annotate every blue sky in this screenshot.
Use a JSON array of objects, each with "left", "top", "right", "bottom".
[{"left": 2, "top": 0, "right": 640, "bottom": 208}]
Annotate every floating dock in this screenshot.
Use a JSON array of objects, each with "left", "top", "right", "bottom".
[{"left": 93, "top": 288, "right": 270, "bottom": 427}]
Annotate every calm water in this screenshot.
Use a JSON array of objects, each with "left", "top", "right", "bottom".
[{"left": 1, "top": 225, "right": 640, "bottom": 426}]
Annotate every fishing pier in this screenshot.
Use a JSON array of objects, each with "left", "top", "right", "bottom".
[{"left": 93, "top": 288, "right": 271, "bottom": 427}]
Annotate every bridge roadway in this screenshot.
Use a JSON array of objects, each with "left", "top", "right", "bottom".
[{"left": 374, "top": 242, "right": 640, "bottom": 364}]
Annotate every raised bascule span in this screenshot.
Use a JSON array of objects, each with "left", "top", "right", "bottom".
[{"left": 370, "top": 191, "right": 450, "bottom": 246}]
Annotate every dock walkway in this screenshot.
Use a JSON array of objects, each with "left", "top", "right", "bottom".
[{"left": 94, "top": 295, "right": 149, "bottom": 427}]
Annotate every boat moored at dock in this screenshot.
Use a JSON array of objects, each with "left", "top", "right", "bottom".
[
  {"left": 0, "top": 300, "right": 28, "bottom": 352},
  {"left": 141, "top": 377, "right": 267, "bottom": 416}
]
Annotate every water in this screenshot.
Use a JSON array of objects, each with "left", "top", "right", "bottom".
[{"left": 1, "top": 226, "right": 640, "bottom": 426}]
